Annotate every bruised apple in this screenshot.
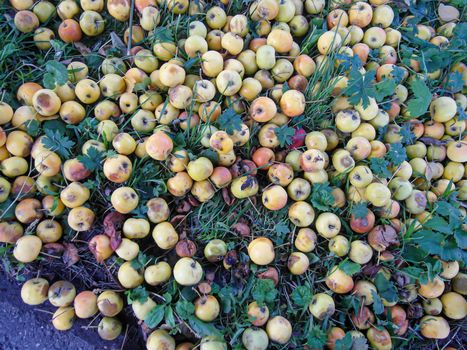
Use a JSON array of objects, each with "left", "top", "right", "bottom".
[
  {"left": 97, "top": 291, "right": 123, "bottom": 317},
  {"left": 309, "top": 293, "right": 335, "bottom": 320},
  {"left": 326, "top": 267, "right": 354, "bottom": 294},
  {"left": 21, "top": 278, "right": 49, "bottom": 305},
  {"left": 420, "top": 316, "right": 450, "bottom": 339}
]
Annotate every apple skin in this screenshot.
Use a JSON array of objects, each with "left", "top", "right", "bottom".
[
  {"left": 308, "top": 293, "right": 335, "bottom": 320},
  {"left": 14, "top": 11, "right": 40, "bottom": 33},
  {"left": 419, "top": 316, "right": 450, "bottom": 339},
  {"left": 326, "top": 267, "right": 354, "bottom": 294}
]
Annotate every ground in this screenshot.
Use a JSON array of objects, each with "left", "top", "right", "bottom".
[{"left": 0, "top": 273, "right": 125, "bottom": 350}]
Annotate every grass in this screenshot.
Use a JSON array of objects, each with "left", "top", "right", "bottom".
[{"left": 1, "top": 0, "right": 466, "bottom": 349}]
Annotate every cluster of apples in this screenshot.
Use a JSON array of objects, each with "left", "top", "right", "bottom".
[
  {"left": 10, "top": 0, "right": 166, "bottom": 48},
  {"left": 2, "top": 0, "right": 467, "bottom": 349},
  {"left": 21, "top": 277, "right": 126, "bottom": 340}
]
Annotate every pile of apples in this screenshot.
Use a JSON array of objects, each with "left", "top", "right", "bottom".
[
  {"left": 1, "top": 0, "right": 466, "bottom": 349},
  {"left": 21, "top": 277, "right": 125, "bottom": 340}
]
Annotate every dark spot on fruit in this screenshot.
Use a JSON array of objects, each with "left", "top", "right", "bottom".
[{"left": 36, "top": 93, "right": 51, "bottom": 109}]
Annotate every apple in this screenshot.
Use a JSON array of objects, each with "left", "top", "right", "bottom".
[
  {"left": 441, "top": 292, "right": 467, "bottom": 319},
  {"left": 195, "top": 295, "right": 220, "bottom": 322},
  {"left": 248, "top": 301, "right": 269, "bottom": 326},
  {"left": 248, "top": 237, "right": 275, "bottom": 265},
  {"left": 367, "top": 327, "right": 392, "bottom": 350},
  {"left": 318, "top": 31, "right": 342, "bottom": 54},
  {"left": 262, "top": 185, "right": 288, "bottom": 211},
  {"left": 420, "top": 316, "right": 450, "bottom": 339},
  {"left": 309, "top": 293, "right": 335, "bottom": 319},
  {"left": 326, "top": 267, "right": 354, "bottom": 294},
  {"left": 266, "top": 316, "right": 292, "bottom": 344},
  {"left": 349, "top": 2, "right": 373, "bottom": 28},
  {"left": 147, "top": 330, "right": 175, "bottom": 350},
  {"left": 418, "top": 277, "right": 445, "bottom": 298},
  {"left": 79, "top": 11, "right": 105, "bottom": 36},
  {"left": 242, "top": 328, "right": 268, "bottom": 350},
  {"left": 288, "top": 201, "right": 315, "bottom": 227}
]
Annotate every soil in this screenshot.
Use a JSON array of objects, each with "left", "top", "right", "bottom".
[{"left": 0, "top": 273, "right": 136, "bottom": 350}]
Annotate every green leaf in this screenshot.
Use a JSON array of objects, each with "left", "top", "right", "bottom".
[
  {"left": 374, "top": 78, "right": 397, "bottom": 102},
  {"left": 407, "top": 79, "right": 431, "bottom": 117},
  {"left": 23, "top": 119, "right": 41, "bottom": 137},
  {"left": 335, "top": 332, "right": 353, "bottom": 350},
  {"left": 306, "top": 325, "right": 327, "bottom": 349},
  {"left": 446, "top": 72, "right": 464, "bottom": 93},
  {"left": 184, "top": 57, "right": 201, "bottom": 70},
  {"left": 454, "top": 228, "right": 467, "bottom": 250},
  {"left": 291, "top": 285, "right": 313, "bottom": 307},
  {"left": 50, "top": 196, "right": 60, "bottom": 213},
  {"left": 275, "top": 125, "right": 295, "bottom": 147},
  {"left": 252, "top": 278, "right": 277, "bottom": 306},
  {"left": 450, "top": 0, "right": 467, "bottom": 7},
  {"left": 458, "top": 106, "right": 466, "bottom": 121},
  {"left": 342, "top": 295, "right": 362, "bottom": 314},
  {"left": 42, "top": 129, "right": 75, "bottom": 158},
  {"left": 217, "top": 286, "right": 236, "bottom": 314},
  {"left": 309, "top": 182, "right": 335, "bottom": 211},
  {"left": 164, "top": 306, "right": 176, "bottom": 328},
  {"left": 199, "top": 148, "right": 219, "bottom": 164},
  {"left": 386, "top": 143, "right": 407, "bottom": 166},
  {"left": 83, "top": 179, "right": 97, "bottom": 191},
  {"left": 351, "top": 202, "right": 369, "bottom": 220},
  {"left": 400, "top": 123, "right": 416, "bottom": 146},
  {"left": 43, "top": 61, "right": 69, "bottom": 89},
  {"left": 67, "top": 117, "right": 99, "bottom": 139},
  {"left": 441, "top": 241, "right": 464, "bottom": 262},
  {"left": 145, "top": 304, "right": 166, "bottom": 328},
  {"left": 390, "top": 66, "right": 406, "bottom": 83},
  {"left": 351, "top": 337, "right": 368, "bottom": 350},
  {"left": 417, "top": 47, "right": 452, "bottom": 73},
  {"left": 125, "top": 286, "right": 149, "bottom": 304},
  {"left": 371, "top": 290, "right": 384, "bottom": 315},
  {"left": 343, "top": 65, "right": 376, "bottom": 108},
  {"left": 369, "top": 157, "right": 391, "bottom": 178},
  {"left": 175, "top": 299, "right": 195, "bottom": 320},
  {"left": 77, "top": 146, "right": 104, "bottom": 171},
  {"left": 0, "top": 198, "right": 17, "bottom": 220},
  {"left": 274, "top": 221, "right": 290, "bottom": 236},
  {"left": 187, "top": 316, "right": 223, "bottom": 338},
  {"left": 217, "top": 108, "right": 243, "bottom": 135},
  {"left": 338, "top": 260, "right": 361, "bottom": 276},
  {"left": 374, "top": 273, "right": 398, "bottom": 303},
  {"left": 423, "top": 216, "right": 452, "bottom": 235},
  {"left": 150, "top": 27, "right": 175, "bottom": 43},
  {"left": 134, "top": 77, "right": 151, "bottom": 92},
  {"left": 131, "top": 252, "right": 151, "bottom": 271}
]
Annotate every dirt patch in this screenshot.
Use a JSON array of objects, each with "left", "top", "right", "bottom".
[
  {"left": 0, "top": 273, "right": 122, "bottom": 349},
  {"left": 0, "top": 272, "right": 144, "bottom": 350}
]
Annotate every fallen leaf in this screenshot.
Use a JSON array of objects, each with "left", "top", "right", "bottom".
[
  {"left": 257, "top": 267, "right": 279, "bottom": 286},
  {"left": 63, "top": 242, "right": 80, "bottom": 267},
  {"left": 43, "top": 243, "right": 65, "bottom": 256},
  {"left": 231, "top": 222, "right": 250, "bottom": 236},
  {"left": 103, "top": 211, "right": 125, "bottom": 251},
  {"left": 222, "top": 187, "right": 235, "bottom": 206},
  {"left": 74, "top": 42, "right": 91, "bottom": 55}
]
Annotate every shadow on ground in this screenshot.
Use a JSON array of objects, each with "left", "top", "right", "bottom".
[{"left": 0, "top": 273, "right": 128, "bottom": 350}]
